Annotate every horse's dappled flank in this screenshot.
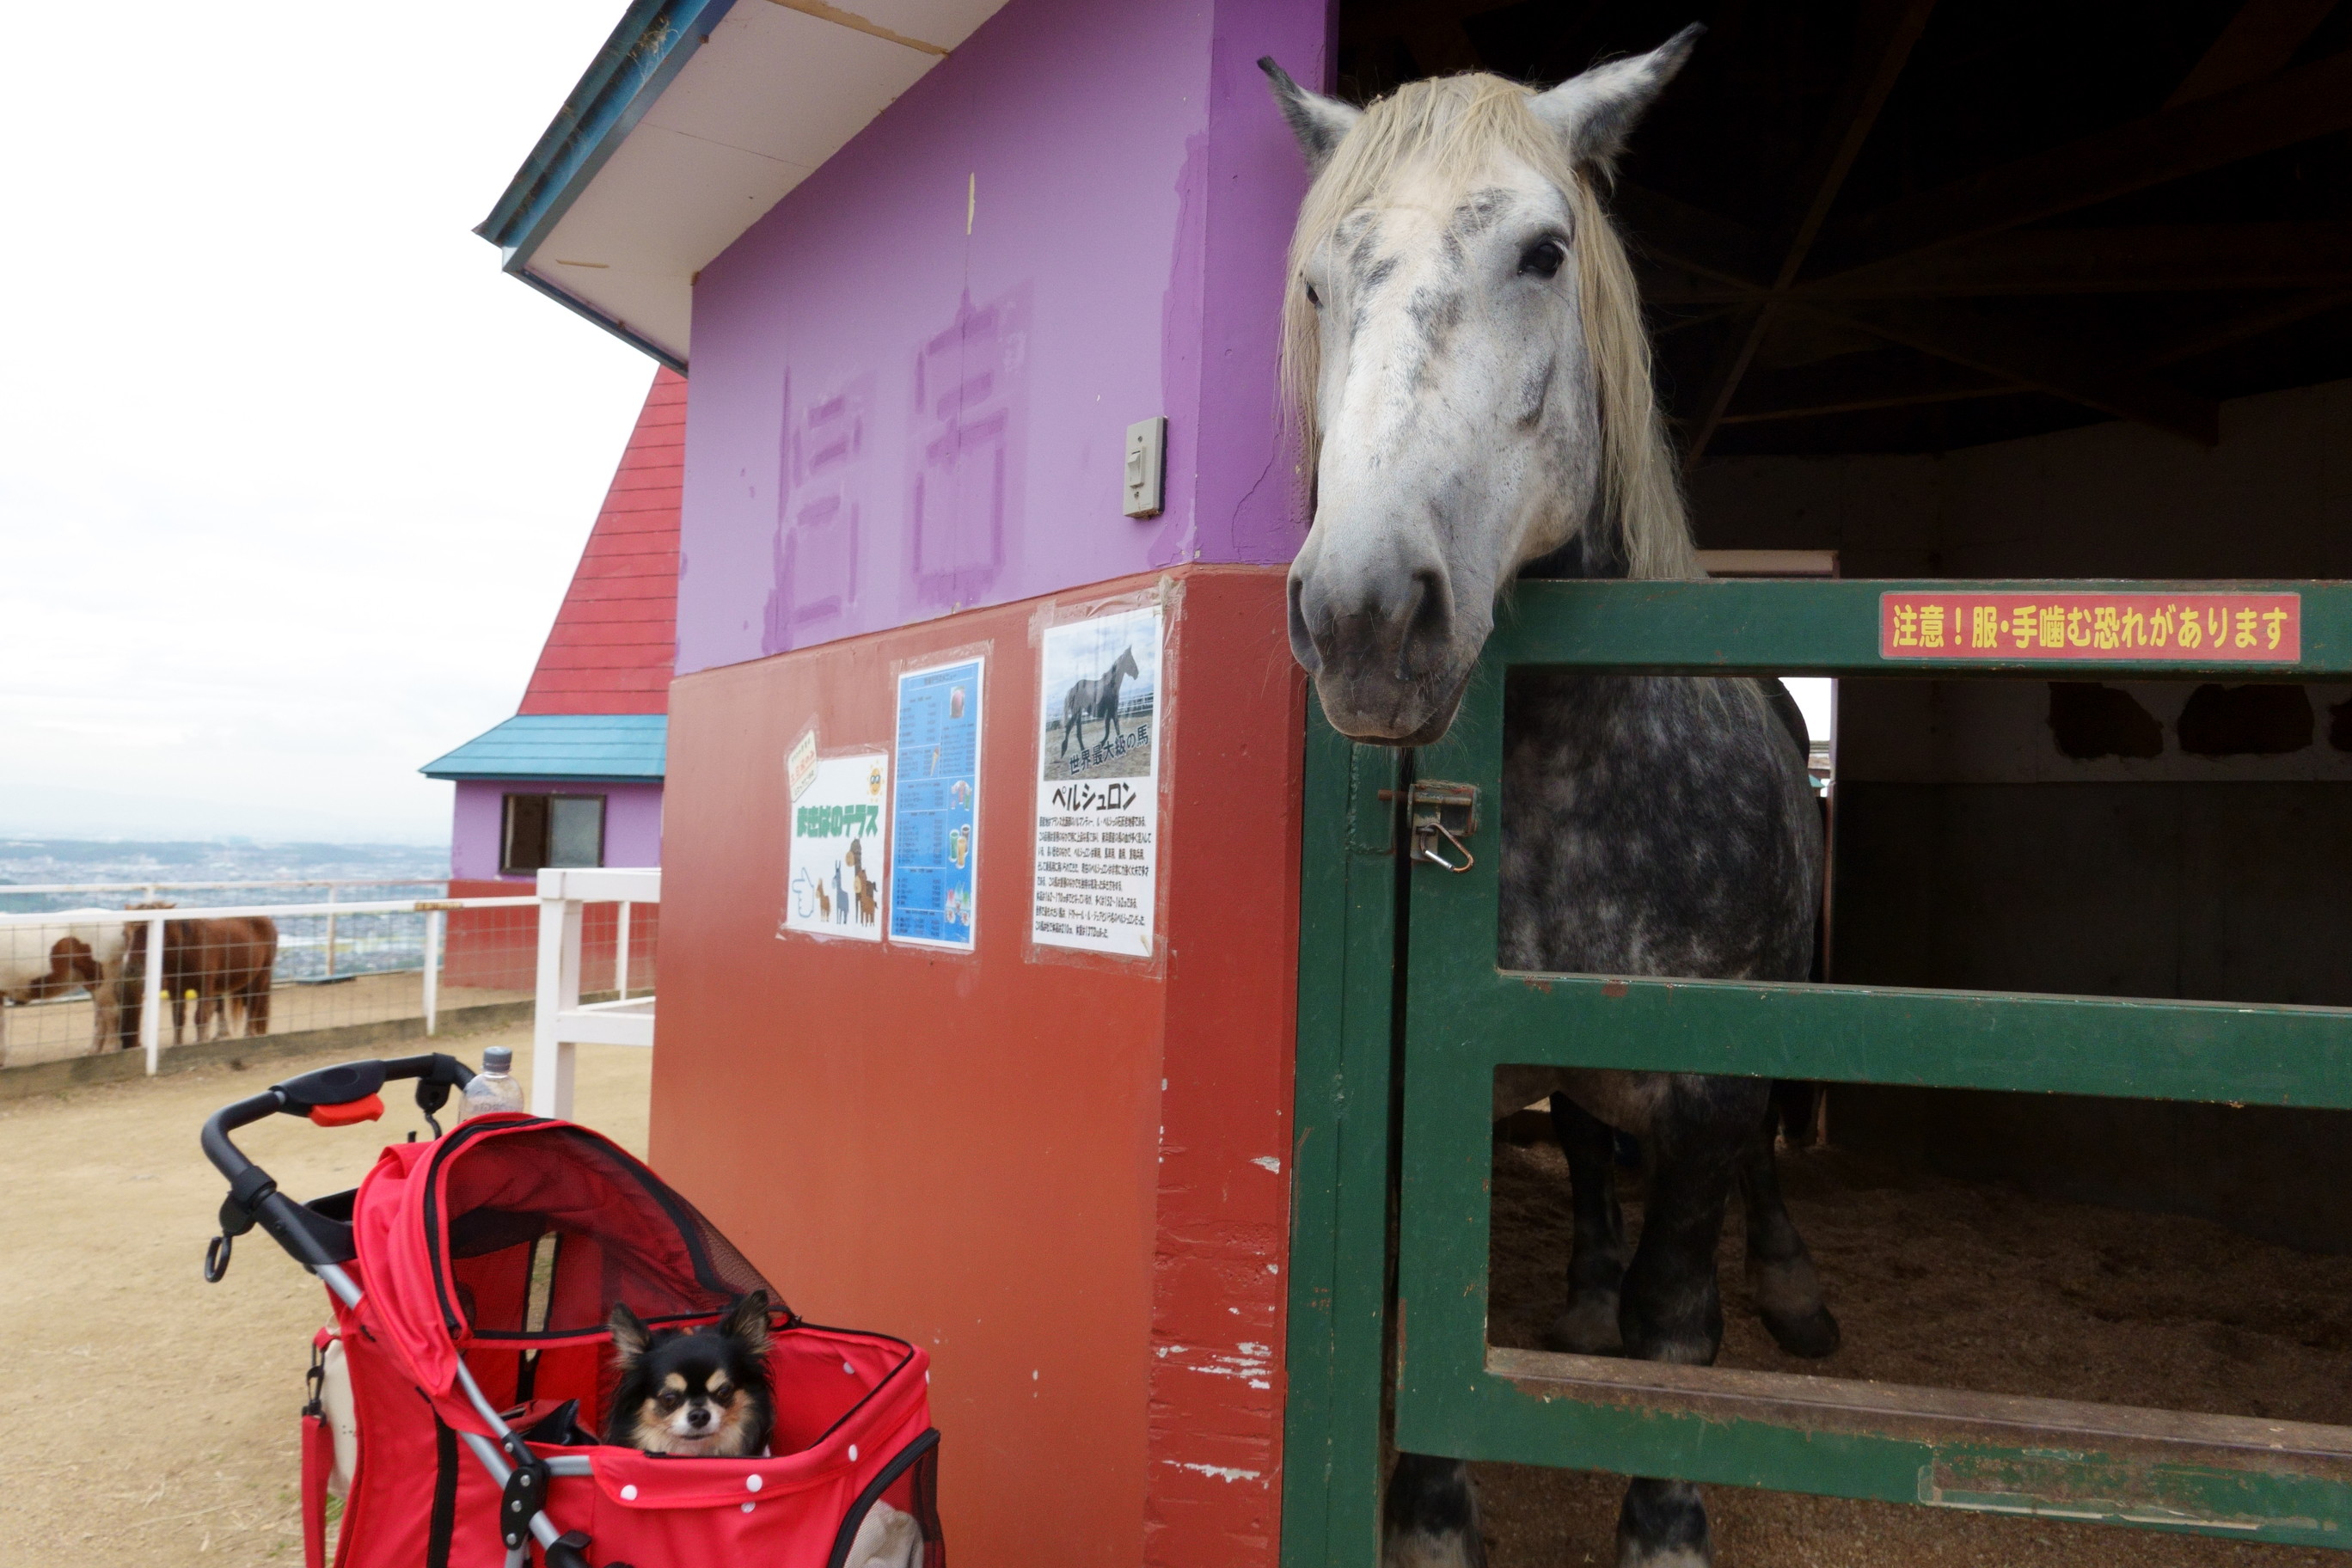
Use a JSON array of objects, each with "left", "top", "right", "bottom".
[{"left": 1278, "top": 73, "right": 1699, "bottom": 582}]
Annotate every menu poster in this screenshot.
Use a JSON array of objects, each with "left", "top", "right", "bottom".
[{"left": 888, "top": 658, "right": 983, "bottom": 949}]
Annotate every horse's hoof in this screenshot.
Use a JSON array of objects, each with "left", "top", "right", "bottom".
[
  {"left": 1760, "top": 1303, "right": 1841, "bottom": 1359},
  {"left": 1543, "top": 1295, "right": 1623, "bottom": 1356},
  {"left": 1616, "top": 1479, "right": 1709, "bottom": 1568},
  {"left": 1616, "top": 1546, "right": 1710, "bottom": 1568}
]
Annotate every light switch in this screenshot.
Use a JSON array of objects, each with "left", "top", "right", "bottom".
[{"left": 1123, "top": 416, "right": 1166, "bottom": 518}]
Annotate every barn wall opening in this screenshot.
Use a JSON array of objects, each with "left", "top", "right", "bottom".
[{"left": 1328, "top": 0, "right": 2352, "bottom": 1279}]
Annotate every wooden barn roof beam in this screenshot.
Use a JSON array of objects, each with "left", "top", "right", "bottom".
[
  {"left": 1807, "top": 223, "right": 2352, "bottom": 297},
  {"left": 2166, "top": 0, "right": 2341, "bottom": 107},
  {"left": 1720, "top": 351, "right": 2018, "bottom": 424},
  {"left": 1678, "top": 0, "right": 1940, "bottom": 465},
  {"left": 1828, "top": 300, "right": 2220, "bottom": 443},
  {"left": 1612, "top": 184, "right": 1770, "bottom": 286},
  {"left": 1815, "top": 48, "right": 2352, "bottom": 275},
  {"left": 2139, "top": 285, "right": 2352, "bottom": 366}
]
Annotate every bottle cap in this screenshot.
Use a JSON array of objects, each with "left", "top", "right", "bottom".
[{"left": 481, "top": 1046, "right": 514, "bottom": 1074}]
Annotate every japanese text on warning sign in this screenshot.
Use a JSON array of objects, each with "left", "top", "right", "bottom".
[{"left": 1879, "top": 591, "right": 2300, "bottom": 663}]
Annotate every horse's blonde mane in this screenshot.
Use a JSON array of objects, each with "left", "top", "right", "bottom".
[{"left": 1280, "top": 74, "right": 1698, "bottom": 581}]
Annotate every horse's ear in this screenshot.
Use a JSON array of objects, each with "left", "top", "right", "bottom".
[
  {"left": 1528, "top": 23, "right": 1701, "bottom": 173},
  {"left": 1259, "top": 58, "right": 1360, "bottom": 171}
]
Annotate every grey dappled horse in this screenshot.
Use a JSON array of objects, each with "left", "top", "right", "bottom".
[
  {"left": 1265, "top": 31, "right": 1836, "bottom": 1568},
  {"left": 1058, "top": 646, "right": 1140, "bottom": 756}
]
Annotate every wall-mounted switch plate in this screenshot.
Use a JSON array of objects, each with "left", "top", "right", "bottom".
[{"left": 1123, "top": 416, "right": 1167, "bottom": 518}]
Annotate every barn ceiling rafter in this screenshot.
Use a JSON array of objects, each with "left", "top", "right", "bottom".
[{"left": 1337, "top": 0, "right": 2352, "bottom": 456}]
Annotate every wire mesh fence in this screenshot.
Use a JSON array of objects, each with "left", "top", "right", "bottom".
[{"left": 0, "top": 883, "right": 658, "bottom": 1071}]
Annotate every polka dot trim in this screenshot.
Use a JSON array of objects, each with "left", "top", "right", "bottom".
[
  {"left": 746, "top": 1474, "right": 764, "bottom": 1492},
  {"left": 620, "top": 1484, "right": 638, "bottom": 1501}
]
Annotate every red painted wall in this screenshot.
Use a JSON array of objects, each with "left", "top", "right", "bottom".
[
  {"left": 651, "top": 567, "right": 1302, "bottom": 1568},
  {"left": 443, "top": 878, "right": 656, "bottom": 995},
  {"left": 519, "top": 368, "right": 684, "bottom": 716}
]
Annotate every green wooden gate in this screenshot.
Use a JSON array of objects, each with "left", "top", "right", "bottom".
[{"left": 1283, "top": 579, "right": 2352, "bottom": 1564}]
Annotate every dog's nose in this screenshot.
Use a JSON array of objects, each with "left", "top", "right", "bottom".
[{"left": 686, "top": 1407, "right": 711, "bottom": 1428}]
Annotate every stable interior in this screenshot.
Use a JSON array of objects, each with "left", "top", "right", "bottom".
[{"left": 1338, "top": 0, "right": 2352, "bottom": 1559}]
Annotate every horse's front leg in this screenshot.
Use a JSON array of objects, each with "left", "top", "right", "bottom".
[
  {"left": 1736, "top": 1107, "right": 1840, "bottom": 1357},
  {"left": 1546, "top": 1091, "right": 1629, "bottom": 1354},
  {"left": 89, "top": 975, "right": 119, "bottom": 1055},
  {"left": 1611, "top": 1078, "right": 1761, "bottom": 1568},
  {"left": 1382, "top": 1452, "right": 1484, "bottom": 1568}
]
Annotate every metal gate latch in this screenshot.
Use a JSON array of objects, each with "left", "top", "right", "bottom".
[{"left": 1406, "top": 781, "right": 1479, "bottom": 873}]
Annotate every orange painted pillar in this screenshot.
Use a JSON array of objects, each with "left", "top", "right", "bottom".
[{"left": 650, "top": 566, "right": 1303, "bottom": 1568}]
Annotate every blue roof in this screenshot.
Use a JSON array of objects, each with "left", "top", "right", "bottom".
[
  {"left": 420, "top": 715, "right": 667, "bottom": 782},
  {"left": 472, "top": 0, "right": 731, "bottom": 372}
]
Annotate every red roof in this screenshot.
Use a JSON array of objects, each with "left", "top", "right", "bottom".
[{"left": 518, "top": 369, "right": 683, "bottom": 715}]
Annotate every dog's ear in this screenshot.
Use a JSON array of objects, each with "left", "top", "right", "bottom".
[
  {"left": 720, "top": 1290, "right": 772, "bottom": 1359},
  {"left": 608, "top": 1302, "right": 651, "bottom": 1370}
]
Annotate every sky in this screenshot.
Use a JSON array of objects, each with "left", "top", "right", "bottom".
[{"left": 0, "top": 3, "right": 654, "bottom": 846}]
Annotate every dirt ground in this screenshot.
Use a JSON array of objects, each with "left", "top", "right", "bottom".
[
  {"left": 1479, "top": 1134, "right": 2352, "bottom": 1566},
  {"left": 10, "top": 1043, "right": 2351, "bottom": 1566},
  {"left": 0, "top": 1024, "right": 651, "bottom": 1565}
]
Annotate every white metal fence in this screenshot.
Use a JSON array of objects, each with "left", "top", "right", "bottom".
[{"left": 0, "top": 874, "right": 659, "bottom": 1075}]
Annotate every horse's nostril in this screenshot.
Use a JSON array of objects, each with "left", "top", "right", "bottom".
[
  {"left": 1397, "top": 569, "right": 1452, "bottom": 677},
  {"left": 1287, "top": 575, "right": 1326, "bottom": 673}
]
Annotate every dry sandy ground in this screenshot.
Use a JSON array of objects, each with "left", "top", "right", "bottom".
[
  {"left": 1479, "top": 1136, "right": 2352, "bottom": 1567},
  {"left": 0, "top": 1024, "right": 650, "bottom": 1565},
  {"left": 11, "top": 1038, "right": 2351, "bottom": 1566}
]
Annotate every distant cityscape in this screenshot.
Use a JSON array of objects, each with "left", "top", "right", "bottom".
[
  {"left": 0, "top": 839, "right": 450, "bottom": 909},
  {"left": 0, "top": 839, "right": 459, "bottom": 984}
]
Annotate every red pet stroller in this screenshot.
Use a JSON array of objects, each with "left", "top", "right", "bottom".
[{"left": 202, "top": 1053, "right": 945, "bottom": 1568}]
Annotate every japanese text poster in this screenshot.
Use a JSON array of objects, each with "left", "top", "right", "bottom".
[
  {"left": 784, "top": 752, "right": 888, "bottom": 941},
  {"left": 1031, "top": 604, "right": 1161, "bottom": 958},
  {"left": 889, "top": 658, "right": 983, "bottom": 949}
]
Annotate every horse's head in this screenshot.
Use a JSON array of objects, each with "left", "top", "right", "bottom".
[
  {"left": 22, "top": 935, "right": 98, "bottom": 1000},
  {"left": 1116, "top": 647, "right": 1139, "bottom": 679},
  {"left": 1263, "top": 32, "right": 1700, "bottom": 744}
]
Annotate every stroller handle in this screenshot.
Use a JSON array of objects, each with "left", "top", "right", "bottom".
[{"left": 201, "top": 1053, "right": 479, "bottom": 1281}]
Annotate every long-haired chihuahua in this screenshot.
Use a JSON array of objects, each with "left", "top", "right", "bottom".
[{"left": 604, "top": 1290, "right": 775, "bottom": 1456}]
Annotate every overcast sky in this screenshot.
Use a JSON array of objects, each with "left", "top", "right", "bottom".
[{"left": 0, "top": 3, "right": 652, "bottom": 845}]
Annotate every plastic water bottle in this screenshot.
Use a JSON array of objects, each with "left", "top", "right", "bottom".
[{"left": 462, "top": 1047, "right": 526, "bottom": 1119}]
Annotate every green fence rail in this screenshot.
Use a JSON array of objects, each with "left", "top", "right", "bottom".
[{"left": 1284, "top": 579, "right": 2352, "bottom": 1564}]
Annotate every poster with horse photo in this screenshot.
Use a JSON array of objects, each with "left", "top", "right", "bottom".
[
  {"left": 1031, "top": 603, "right": 1162, "bottom": 958},
  {"left": 783, "top": 752, "right": 888, "bottom": 942}
]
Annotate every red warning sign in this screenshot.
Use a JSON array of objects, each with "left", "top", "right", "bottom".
[{"left": 1878, "top": 591, "right": 2300, "bottom": 663}]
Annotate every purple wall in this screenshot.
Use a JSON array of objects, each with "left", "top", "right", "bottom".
[
  {"left": 677, "top": 0, "right": 1328, "bottom": 673},
  {"left": 450, "top": 781, "right": 665, "bottom": 879}
]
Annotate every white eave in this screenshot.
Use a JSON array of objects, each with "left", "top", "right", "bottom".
[{"left": 478, "top": 0, "right": 1008, "bottom": 367}]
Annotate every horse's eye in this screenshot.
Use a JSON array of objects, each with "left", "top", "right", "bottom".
[
  {"left": 1304, "top": 282, "right": 1321, "bottom": 308},
  {"left": 1519, "top": 238, "right": 1566, "bottom": 279}
]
